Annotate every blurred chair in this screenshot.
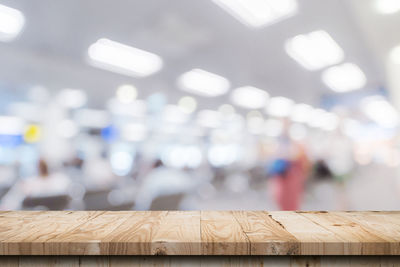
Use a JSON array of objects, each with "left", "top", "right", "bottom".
[
  {"left": 83, "top": 189, "right": 111, "bottom": 210},
  {"left": 22, "top": 194, "right": 71, "bottom": 210},
  {"left": 149, "top": 193, "right": 185, "bottom": 211},
  {"left": 83, "top": 189, "right": 134, "bottom": 210}
]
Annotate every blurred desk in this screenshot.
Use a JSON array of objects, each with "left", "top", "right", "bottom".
[{"left": 0, "top": 211, "right": 399, "bottom": 266}]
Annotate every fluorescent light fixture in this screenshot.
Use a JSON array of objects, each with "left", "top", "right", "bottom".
[
  {"left": 266, "top": 96, "right": 294, "bottom": 117},
  {"left": 290, "top": 103, "right": 313, "bottom": 123},
  {"left": 88, "top": 38, "right": 163, "bottom": 77},
  {"left": 178, "top": 68, "right": 230, "bottom": 97},
  {"left": 390, "top": 45, "right": 400, "bottom": 64},
  {"left": 374, "top": 0, "right": 400, "bottom": 14},
  {"left": 285, "top": 30, "right": 344, "bottom": 70},
  {"left": 322, "top": 63, "right": 366, "bottom": 92},
  {"left": 213, "top": 0, "right": 298, "bottom": 28},
  {"left": 0, "top": 4, "right": 25, "bottom": 42},
  {"left": 230, "top": 86, "right": 269, "bottom": 109},
  {"left": 361, "top": 95, "right": 399, "bottom": 128}
]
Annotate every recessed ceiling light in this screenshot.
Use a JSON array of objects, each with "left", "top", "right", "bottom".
[
  {"left": 285, "top": 30, "right": 344, "bottom": 71},
  {"left": 213, "top": 0, "right": 298, "bottom": 28},
  {"left": 322, "top": 63, "right": 366, "bottom": 92},
  {"left": 88, "top": 38, "right": 163, "bottom": 77},
  {"left": 266, "top": 96, "right": 294, "bottom": 117},
  {"left": 177, "top": 69, "right": 230, "bottom": 97},
  {"left": 374, "top": 0, "right": 400, "bottom": 14},
  {"left": 230, "top": 86, "right": 269, "bottom": 109},
  {"left": 361, "top": 95, "right": 399, "bottom": 128},
  {"left": 0, "top": 4, "right": 25, "bottom": 42}
]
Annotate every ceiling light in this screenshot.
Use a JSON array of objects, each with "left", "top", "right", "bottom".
[
  {"left": 285, "top": 30, "right": 344, "bottom": 70},
  {"left": 290, "top": 103, "right": 313, "bottom": 123},
  {"left": 213, "top": 0, "right": 298, "bottom": 28},
  {"left": 178, "top": 96, "right": 197, "bottom": 114},
  {"left": 88, "top": 38, "right": 163, "bottom": 77},
  {"left": 0, "top": 4, "right": 24, "bottom": 42},
  {"left": 390, "top": 45, "right": 400, "bottom": 64},
  {"left": 266, "top": 96, "right": 294, "bottom": 117},
  {"left": 116, "top": 84, "right": 138, "bottom": 104},
  {"left": 361, "top": 95, "right": 399, "bottom": 128},
  {"left": 322, "top": 63, "right": 366, "bottom": 92},
  {"left": 230, "top": 86, "right": 269, "bottom": 109},
  {"left": 178, "top": 68, "right": 230, "bottom": 97},
  {"left": 374, "top": 0, "right": 400, "bottom": 14}
]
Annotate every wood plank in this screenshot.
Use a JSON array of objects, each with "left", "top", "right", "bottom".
[
  {"left": 298, "top": 211, "right": 391, "bottom": 255},
  {"left": 200, "top": 211, "right": 250, "bottom": 255},
  {"left": 0, "top": 211, "right": 104, "bottom": 255},
  {"left": 268, "top": 211, "right": 346, "bottom": 255},
  {"left": 103, "top": 211, "right": 167, "bottom": 255},
  {"left": 0, "top": 211, "right": 399, "bottom": 256},
  {"left": 332, "top": 211, "right": 400, "bottom": 254},
  {"left": 232, "top": 211, "right": 299, "bottom": 255},
  {"left": 44, "top": 211, "right": 133, "bottom": 255},
  {"left": 150, "top": 211, "right": 201, "bottom": 255}
]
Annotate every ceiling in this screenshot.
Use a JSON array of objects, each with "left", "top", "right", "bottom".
[{"left": 0, "top": 0, "right": 395, "bottom": 112}]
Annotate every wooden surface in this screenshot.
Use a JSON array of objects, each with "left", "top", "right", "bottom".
[
  {"left": 0, "top": 211, "right": 399, "bottom": 256},
  {"left": 1, "top": 256, "right": 400, "bottom": 266}
]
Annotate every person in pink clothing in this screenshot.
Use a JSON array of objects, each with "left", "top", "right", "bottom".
[{"left": 267, "top": 122, "right": 310, "bottom": 210}]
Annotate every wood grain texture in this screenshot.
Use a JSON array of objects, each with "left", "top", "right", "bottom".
[{"left": 0, "top": 211, "right": 399, "bottom": 255}]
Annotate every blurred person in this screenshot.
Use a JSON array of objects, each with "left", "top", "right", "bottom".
[
  {"left": 0, "top": 158, "right": 71, "bottom": 210},
  {"left": 266, "top": 121, "right": 310, "bottom": 210},
  {"left": 135, "top": 159, "right": 198, "bottom": 210}
]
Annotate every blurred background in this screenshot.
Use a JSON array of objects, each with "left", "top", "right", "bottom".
[{"left": 0, "top": 0, "right": 400, "bottom": 211}]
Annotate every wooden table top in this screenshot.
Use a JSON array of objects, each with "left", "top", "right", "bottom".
[{"left": 0, "top": 211, "right": 399, "bottom": 256}]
